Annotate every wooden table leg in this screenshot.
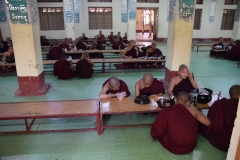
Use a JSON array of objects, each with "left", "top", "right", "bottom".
[
  {"left": 197, "top": 46, "right": 199, "bottom": 52},
  {"left": 102, "top": 62, "right": 105, "bottom": 73}
]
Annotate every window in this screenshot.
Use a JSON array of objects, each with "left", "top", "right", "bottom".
[
  {"left": 196, "top": 0, "right": 203, "bottom": 4},
  {"left": 194, "top": 9, "right": 202, "bottom": 30},
  {"left": 137, "top": 0, "right": 159, "bottom": 2},
  {"left": 221, "top": 9, "right": 236, "bottom": 30},
  {"left": 38, "top": 7, "right": 64, "bottom": 30},
  {"left": 37, "top": 0, "right": 62, "bottom": 2},
  {"left": 224, "top": 0, "right": 238, "bottom": 4},
  {"left": 88, "top": 7, "right": 112, "bottom": 29},
  {"left": 88, "top": 0, "right": 112, "bottom": 2}
]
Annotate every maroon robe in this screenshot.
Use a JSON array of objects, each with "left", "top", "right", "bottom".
[
  {"left": 76, "top": 41, "right": 87, "bottom": 50},
  {"left": 48, "top": 47, "right": 63, "bottom": 60},
  {"left": 102, "top": 79, "right": 131, "bottom": 97},
  {"left": 199, "top": 98, "right": 239, "bottom": 152},
  {"left": 172, "top": 77, "right": 195, "bottom": 96},
  {"left": 112, "top": 41, "right": 125, "bottom": 50},
  {"left": 140, "top": 78, "right": 165, "bottom": 96},
  {"left": 108, "top": 37, "right": 115, "bottom": 44},
  {"left": 210, "top": 42, "right": 226, "bottom": 57},
  {"left": 151, "top": 104, "right": 198, "bottom": 154},
  {"left": 148, "top": 49, "right": 163, "bottom": 57},
  {"left": 89, "top": 43, "right": 104, "bottom": 58},
  {"left": 53, "top": 59, "right": 76, "bottom": 79},
  {"left": 225, "top": 44, "right": 240, "bottom": 61},
  {"left": 76, "top": 59, "right": 94, "bottom": 78},
  {"left": 61, "top": 42, "right": 70, "bottom": 50},
  {"left": 125, "top": 47, "right": 138, "bottom": 58}
]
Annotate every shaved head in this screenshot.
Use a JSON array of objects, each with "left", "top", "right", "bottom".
[
  {"left": 179, "top": 64, "right": 189, "bottom": 71},
  {"left": 53, "top": 39, "right": 58, "bottom": 45},
  {"left": 82, "top": 51, "right": 89, "bottom": 58},
  {"left": 229, "top": 85, "right": 240, "bottom": 98},
  {"left": 143, "top": 74, "right": 153, "bottom": 83},
  {"left": 176, "top": 92, "right": 191, "bottom": 104},
  {"left": 109, "top": 77, "right": 120, "bottom": 88}
]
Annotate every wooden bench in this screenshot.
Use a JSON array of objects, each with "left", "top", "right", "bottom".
[
  {"left": 210, "top": 49, "right": 228, "bottom": 59},
  {"left": 238, "top": 57, "right": 240, "bottom": 67},
  {"left": 0, "top": 100, "right": 101, "bottom": 135},
  {"left": 99, "top": 96, "right": 210, "bottom": 134},
  {"left": 192, "top": 43, "right": 211, "bottom": 52}
]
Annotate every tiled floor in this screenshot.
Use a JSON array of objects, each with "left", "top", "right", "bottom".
[{"left": 0, "top": 43, "right": 239, "bottom": 160}]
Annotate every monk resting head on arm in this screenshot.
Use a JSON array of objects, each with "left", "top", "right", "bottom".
[
  {"left": 175, "top": 92, "right": 211, "bottom": 126},
  {"left": 167, "top": 64, "right": 198, "bottom": 96},
  {"left": 135, "top": 73, "right": 165, "bottom": 97},
  {"left": 99, "top": 77, "right": 131, "bottom": 100}
]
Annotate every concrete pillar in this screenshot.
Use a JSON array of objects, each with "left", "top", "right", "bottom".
[
  {"left": 127, "top": 0, "right": 136, "bottom": 40},
  {"left": 7, "top": 0, "right": 51, "bottom": 96},
  {"left": 65, "top": 23, "right": 76, "bottom": 40},
  {"left": 232, "top": 3, "right": 240, "bottom": 40},
  {"left": 162, "top": 0, "right": 196, "bottom": 86},
  {"left": 127, "top": 20, "right": 136, "bottom": 40}
]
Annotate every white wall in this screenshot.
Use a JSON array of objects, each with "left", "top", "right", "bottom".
[
  {"left": 193, "top": 1, "right": 237, "bottom": 39},
  {"left": 0, "top": 0, "right": 238, "bottom": 40}
]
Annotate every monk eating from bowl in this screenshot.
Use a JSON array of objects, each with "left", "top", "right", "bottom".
[
  {"left": 135, "top": 73, "right": 165, "bottom": 97},
  {"left": 168, "top": 64, "right": 198, "bottom": 96},
  {"left": 99, "top": 77, "right": 130, "bottom": 100},
  {"left": 199, "top": 85, "right": 240, "bottom": 152},
  {"left": 151, "top": 92, "right": 211, "bottom": 154}
]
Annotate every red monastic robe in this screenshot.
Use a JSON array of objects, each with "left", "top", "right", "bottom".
[
  {"left": 61, "top": 42, "right": 70, "bottom": 50},
  {"left": 102, "top": 79, "right": 131, "bottom": 97},
  {"left": 139, "top": 78, "right": 165, "bottom": 96},
  {"left": 172, "top": 77, "right": 195, "bottom": 96},
  {"left": 199, "top": 98, "right": 239, "bottom": 152},
  {"left": 112, "top": 41, "right": 125, "bottom": 50},
  {"left": 225, "top": 44, "right": 240, "bottom": 61},
  {"left": 148, "top": 49, "right": 163, "bottom": 57},
  {"left": 151, "top": 104, "right": 198, "bottom": 154},
  {"left": 76, "top": 41, "right": 87, "bottom": 50},
  {"left": 48, "top": 47, "right": 63, "bottom": 60},
  {"left": 76, "top": 59, "right": 94, "bottom": 78},
  {"left": 53, "top": 59, "right": 76, "bottom": 79}
]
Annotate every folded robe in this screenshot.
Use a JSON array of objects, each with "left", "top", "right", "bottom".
[
  {"left": 151, "top": 104, "right": 198, "bottom": 154},
  {"left": 172, "top": 77, "right": 195, "bottom": 96},
  {"left": 140, "top": 78, "right": 165, "bottom": 96},
  {"left": 225, "top": 44, "right": 240, "bottom": 61},
  {"left": 76, "top": 59, "right": 94, "bottom": 78},
  {"left": 199, "top": 98, "right": 239, "bottom": 151},
  {"left": 53, "top": 59, "right": 76, "bottom": 79},
  {"left": 102, "top": 78, "right": 131, "bottom": 97},
  {"left": 48, "top": 47, "right": 63, "bottom": 60}
]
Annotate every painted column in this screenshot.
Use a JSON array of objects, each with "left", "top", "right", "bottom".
[
  {"left": 232, "top": 2, "right": 240, "bottom": 40},
  {"left": 6, "top": 0, "right": 50, "bottom": 96},
  {"left": 127, "top": 0, "right": 136, "bottom": 40},
  {"left": 162, "top": 0, "right": 196, "bottom": 85}
]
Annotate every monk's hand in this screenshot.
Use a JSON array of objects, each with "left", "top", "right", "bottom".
[
  {"left": 123, "top": 92, "right": 127, "bottom": 98},
  {"left": 188, "top": 72, "right": 194, "bottom": 80},
  {"left": 128, "top": 56, "right": 132, "bottom": 59}
]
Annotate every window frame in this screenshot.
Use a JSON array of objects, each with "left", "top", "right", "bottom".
[
  {"left": 220, "top": 9, "right": 236, "bottom": 30},
  {"left": 193, "top": 9, "right": 202, "bottom": 30},
  {"left": 137, "top": 0, "right": 159, "bottom": 3},
  {"left": 87, "top": 0, "right": 112, "bottom": 2},
  {"left": 224, "top": 0, "right": 238, "bottom": 5},
  {"left": 196, "top": 0, "right": 203, "bottom": 4}
]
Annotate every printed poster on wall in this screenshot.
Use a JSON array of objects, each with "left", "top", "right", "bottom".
[
  {"left": 0, "top": 0, "right": 7, "bottom": 22},
  {"left": 121, "top": 0, "right": 127, "bottom": 23},
  {"left": 128, "top": 0, "right": 136, "bottom": 20}
]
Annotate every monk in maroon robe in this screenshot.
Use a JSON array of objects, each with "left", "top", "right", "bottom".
[
  {"left": 199, "top": 85, "right": 240, "bottom": 152},
  {"left": 75, "top": 36, "right": 87, "bottom": 50},
  {"left": 0, "top": 38, "right": 9, "bottom": 53},
  {"left": 40, "top": 36, "right": 50, "bottom": 46},
  {"left": 122, "top": 33, "right": 128, "bottom": 44},
  {"left": 53, "top": 55, "right": 76, "bottom": 79},
  {"left": 121, "top": 40, "right": 139, "bottom": 68},
  {"left": 112, "top": 36, "right": 125, "bottom": 50},
  {"left": 108, "top": 31, "right": 115, "bottom": 44},
  {"left": 210, "top": 37, "right": 226, "bottom": 57},
  {"left": 135, "top": 73, "right": 165, "bottom": 97},
  {"left": 61, "top": 38, "right": 70, "bottom": 51},
  {"left": 48, "top": 40, "right": 63, "bottom": 60},
  {"left": 151, "top": 92, "right": 211, "bottom": 154},
  {"left": 76, "top": 51, "right": 94, "bottom": 78},
  {"left": 89, "top": 41, "right": 104, "bottom": 58},
  {"left": 99, "top": 77, "right": 131, "bottom": 99},
  {"left": 225, "top": 39, "right": 240, "bottom": 61},
  {"left": 168, "top": 64, "right": 198, "bottom": 96}
]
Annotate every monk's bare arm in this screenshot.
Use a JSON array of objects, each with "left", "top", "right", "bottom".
[
  {"left": 188, "top": 105, "right": 211, "bottom": 126},
  {"left": 121, "top": 48, "right": 131, "bottom": 58},
  {"left": 146, "top": 48, "right": 152, "bottom": 56},
  {"left": 210, "top": 42, "right": 217, "bottom": 48},
  {"left": 99, "top": 84, "right": 117, "bottom": 100},
  {"left": 134, "top": 47, "right": 139, "bottom": 57},
  {"left": 167, "top": 78, "right": 176, "bottom": 95},
  {"left": 3, "top": 52, "right": 10, "bottom": 62},
  {"left": 188, "top": 73, "right": 198, "bottom": 89},
  {"left": 135, "top": 81, "right": 141, "bottom": 97}
]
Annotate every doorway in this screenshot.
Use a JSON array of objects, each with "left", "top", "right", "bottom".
[{"left": 136, "top": 8, "right": 158, "bottom": 42}]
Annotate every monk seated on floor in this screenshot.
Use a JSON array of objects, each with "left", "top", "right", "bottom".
[
  {"left": 199, "top": 85, "right": 240, "bottom": 152},
  {"left": 122, "top": 33, "right": 128, "bottom": 44},
  {"left": 210, "top": 37, "right": 226, "bottom": 57},
  {"left": 48, "top": 40, "right": 63, "bottom": 60},
  {"left": 121, "top": 40, "right": 140, "bottom": 68},
  {"left": 53, "top": 55, "right": 76, "bottom": 80},
  {"left": 76, "top": 36, "right": 88, "bottom": 51},
  {"left": 95, "top": 30, "right": 106, "bottom": 43},
  {"left": 0, "top": 38, "right": 9, "bottom": 53},
  {"left": 151, "top": 92, "right": 211, "bottom": 154},
  {"left": 115, "top": 32, "right": 122, "bottom": 41},
  {"left": 76, "top": 51, "right": 94, "bottom": 79},
  {"left": 225, "top": 39, "right": 240, "bottom": 61},
  {"left": 99, "top": 77, "right": 131, "bottom": 100},
  {"left": 61, "top": 38, "right": 70, "bottom": 51},
  {"left": 40, "top": 35, "right": 50, "bottom": 46},
  {"left": 108, "top": 31, "right": 115, "bottom": 44},
  {"left": 0, "top": 45, "right": 15, "bottom": 73},
  {"left": 168, "top": 64, "right": 198, "bottom": 96},
  {"left": 89, "top": 41, "right": 104, "bottom": 58},
  {"left": 82, "top": 33, "right": 88, "bottom": 44},
  {"left": 112, "top": 36, "right": 126, "bottom": 50},
  {"left": 135, "top": 73, "right": 165, "bottom": 97}
]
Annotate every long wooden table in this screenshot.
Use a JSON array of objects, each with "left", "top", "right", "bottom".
[
  {"left": 192, "top": 43, "right": 211, "bottom": 52},
  {"left": 210, "top": 49, "right": 228, "bottom": 59},
  {"left": 99, "top": 97, "right": 210, "bottom": 134},
  {"left": 0, "top": 100, "right": 101, "bottom": 135}
]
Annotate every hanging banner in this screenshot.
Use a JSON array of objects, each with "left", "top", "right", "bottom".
[
  {"left": 179, "top": 0, "right": 195, "bottom": 21},
  {"left": 235, "top": 2, "right": 240, "bottom": 22},
  {"left": 209, "top": 0, "right": 217, "bottom": 23},
  {"left": 0, "top": 0, "right": 7, "bottom": 22},
  {"left": 167, "top": 0, "right": 176, "bottom": 22},
  {"left": 128, "top": 0, "right": 136, "bottom": 20},
  {"left": 73, "top": 0, "right": 79, "bottom": 23},
  {"left": 28, "top": 0, "right": 39, "bottom": 24},
  {"left": 64, "top": 0, "right": 74, "bottom": 23},
  {"left": 121, "top": 0, "right": 127, "bottom": 23}
]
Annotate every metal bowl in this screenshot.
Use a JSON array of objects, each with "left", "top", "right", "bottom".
[
  {"left": 197, "top": 88, "right": 213, "bottom": 104},
  {"left": 134, "top": 95, "right": 150, "bottom": 105}
]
